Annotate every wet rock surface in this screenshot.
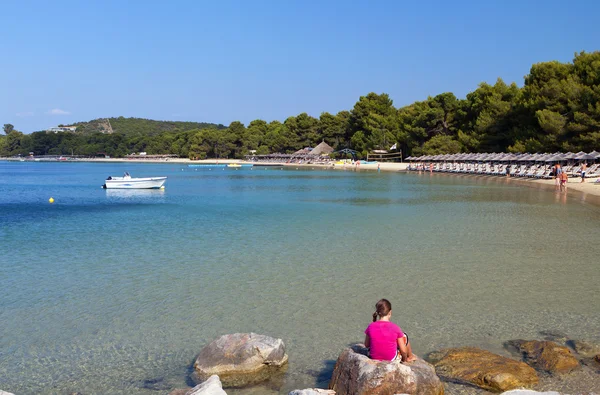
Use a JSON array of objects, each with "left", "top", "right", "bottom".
[
  {"left": 328, "top": 344, "right": 443, "bottom": 395},
  {"left": 566, "top": 339, "right": 600, "bottom": 358},
  {"left": 428, "top": 347, "right": 538, "bottom": 392},
  {"left": 169, "top": 375, "right": 227, "bottom": 395},
  {"left": 193, "top": 333, "right": 288, "bottom": 388},
  {"left": 507, "top": 340, "right": 579, "bottom": 374}
]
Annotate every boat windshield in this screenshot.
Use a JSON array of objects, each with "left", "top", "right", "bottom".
[{"left": 123, "top": 172, "right": 131, "bottom": 178}]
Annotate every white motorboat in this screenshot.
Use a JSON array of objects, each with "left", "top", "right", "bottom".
[{"left": 102, "top": 172, "right": 167, "bottom": 189}]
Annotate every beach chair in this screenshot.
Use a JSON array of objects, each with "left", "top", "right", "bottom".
[
  {"left": 525, "top": 165, "right": 537, "bottom": 177},
  {"left": 568, "top": 165, "right": 580, "bottom": 178},
  {"left": 585, "top": 164, "right": 600, "bottom": 178},
  {"left": 534, "top": 165, "right": 550, "bottom": 178},
  {"left": 516, "top": 165, "right": 528, "bottom": 177}
]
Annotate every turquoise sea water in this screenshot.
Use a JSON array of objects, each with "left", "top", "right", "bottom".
[{"left": 1, "top": 162, "right": 600, "bottom": 394}]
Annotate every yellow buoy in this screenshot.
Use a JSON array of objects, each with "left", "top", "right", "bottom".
[{"left": 49, "top": 197, "right": 55, "bottom": 203}]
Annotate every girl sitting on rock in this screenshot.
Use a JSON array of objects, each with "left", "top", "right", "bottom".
[{"left": 364, "top": 298, "right": 416, "bottom": 362}]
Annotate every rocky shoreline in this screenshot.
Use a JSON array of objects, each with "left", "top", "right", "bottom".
[
  {"left": 2, "top": 331, "right": 598, "bottom": 394},
  {"left": 166, "top": 332, "right": 600, "bottom": 395}
]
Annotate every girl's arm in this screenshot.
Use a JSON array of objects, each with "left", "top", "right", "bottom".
[
  {"left": 397, "top": 335, "right": 408, "bottom": 362},
  {"left": 364, "top": 335, "right": 370, "bottom": 348}
]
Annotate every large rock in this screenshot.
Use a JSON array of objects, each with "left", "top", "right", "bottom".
[
  {"left": 169, "top": 375, "right": 227, "bottom": 395},
  {"left": 193, "top": 333, "right": 288, "bottom": 387},
  {"left": 328, "top": 344, "right": 443, "bottom": 395},
  {"left": 289, "top": 390, "right": 335, "bottom": 395},
  {"left": 188, "top": 375, "right": 227, "bottom": 395},
  {"left": 0, "top": 391, "right": 15, "bottom": 395},
  {"left": 428, "top": 347, "right": 538, "bottom": 392},
  {"left": 508, "top": 340, "right": 579, "bottom": 374},
  {"left": 567, "top": 339, "right": 600, "bottom": 358}
]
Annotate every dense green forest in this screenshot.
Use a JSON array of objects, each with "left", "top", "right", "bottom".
[
  {"left": 72, "top": 117, "right": 225, "bottom": 136},
  {"left": 2, "top": 51, "right": 600, "bottom": 159}
]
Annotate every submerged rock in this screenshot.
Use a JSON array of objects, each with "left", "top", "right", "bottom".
[
  {"left": 289, "top": 389, "right": 335, "bottom": 395},
  {"left": 567, "top": 339, "right": 600, "bottom": 358},
  {"left": 193, "top": 333, "right": 288, "bottom": 388},
  {"left": 500, "top": 391, "right": 561, "bottom": 395},
  {"left": 508, "top": 340, "right": 579, "bottom": 374},
  {"left": 538, "top": 330, "right": 569, "bottom": 345},
  {"left": 136, "top": 376, "right": 170, "bottom": 391},
  {"left": 0, "top": 391, "right": 15, "bottom": 395},
  {"left": 428, "top": 347, "right": 538, "bottom": 392},
  {"left": 328, "top": 344, "right": 443, "bottom": 395}
]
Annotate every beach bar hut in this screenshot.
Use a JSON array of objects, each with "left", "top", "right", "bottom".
[{"left": 309, "top": 141, "right": 334, "bottom": 156}]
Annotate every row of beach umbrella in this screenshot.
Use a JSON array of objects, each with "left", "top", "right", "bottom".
[{"left": 406, "top": 151, "right": 600, "bottom": 162}]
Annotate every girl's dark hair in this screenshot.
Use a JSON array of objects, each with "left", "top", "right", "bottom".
[{"left": 372, "top": 299, "right": 392, "bottom": 322}]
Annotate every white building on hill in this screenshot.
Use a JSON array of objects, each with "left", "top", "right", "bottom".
[{"left": 46, "top": 126, "right": 77, "bottom": 133}]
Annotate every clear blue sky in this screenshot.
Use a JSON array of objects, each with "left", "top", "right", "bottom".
[{"left": 2, "top": 0, "right": 598, "bottom": 133}]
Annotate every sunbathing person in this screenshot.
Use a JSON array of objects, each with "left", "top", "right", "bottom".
[{"left": 364, "top": 298, "right": 416, "bottom": 363}]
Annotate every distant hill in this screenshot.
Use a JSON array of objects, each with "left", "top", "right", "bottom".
[{"left": 69, "top": 117, "right": 225, "bottom": 135}]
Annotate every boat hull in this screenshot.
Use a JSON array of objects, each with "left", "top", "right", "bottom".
[{"left": 103, "top": 177, "right": 167, "bottom": 189}]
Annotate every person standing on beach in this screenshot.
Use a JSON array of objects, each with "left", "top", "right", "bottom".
[
  {"left": 364, "top": 299, "right": 416, "bottom": 363},
  {"left": 560, "top": 170, "right": 568, "bottom": 192},
  {"left": 581, "top": 163, "right": 587, "bottom": 183},
  {"left": 555, "top": 164, "right": 562, "bottom": 190}
]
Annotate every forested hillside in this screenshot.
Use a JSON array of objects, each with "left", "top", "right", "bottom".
[
  {"left": 72, "top": 117, "right": 225, "bottom": 135},
  {"left": 2, "top": 51, "right": 600, "bottom": 159}
]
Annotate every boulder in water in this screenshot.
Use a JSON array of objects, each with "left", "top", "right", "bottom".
[
  {"left": 328, "top": 344, "right": 443, "bottom": 395},
  {"left": 507, "top": 340, "right": 579, "bottom": 374},
  {"left": 567, "top": 339, "right": 600, "bottom": 358},
  {"left": 193, "top": 333, "right": 288, "bottom": 387},
  {"left": 428, "top": 347, "right": 538, "bottom": 392}
]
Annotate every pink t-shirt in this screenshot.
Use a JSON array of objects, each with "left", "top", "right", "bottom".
[{"left": 364, "top": 321, "right": 405, "bottom": 361}]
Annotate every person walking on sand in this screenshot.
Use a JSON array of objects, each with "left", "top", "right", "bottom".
[
  {"left": 364, "top": 299, "right": 416, "bottom": 363},
  {"left": 581, "top": 163, "right": 587, "bottom": 183},
  {"left": 560, "top": 170, "right": 568, "bottom": 192},
  {"left": 554, "top": 164, "right": 562, "bottom": 190}
]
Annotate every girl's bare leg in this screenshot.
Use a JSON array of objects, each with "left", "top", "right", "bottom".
[{"left": 405, "top": 340, "right": 417, "bottom": 362}]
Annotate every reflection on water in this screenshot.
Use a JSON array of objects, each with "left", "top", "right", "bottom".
[
  {"left": 105, "top": 188, "right": 166, "bottom": 201},
  {"left": 1, "top": 163, "right": 600, "bottom": 394}
]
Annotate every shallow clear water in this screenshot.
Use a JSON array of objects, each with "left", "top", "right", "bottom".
[{"left": 1, "top": 162, "right": 599, "bottom": 394}]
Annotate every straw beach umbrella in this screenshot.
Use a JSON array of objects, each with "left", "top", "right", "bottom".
[
  {"left": 579, "top": 153, "right": 597, "bottom": 161},
  {"left": 309, "top": 141, "right": 334, "bottom": 156}
]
